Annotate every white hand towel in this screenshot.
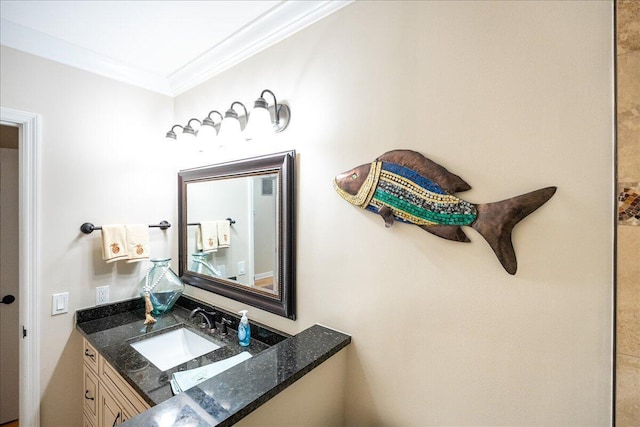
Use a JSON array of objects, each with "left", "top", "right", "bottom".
[
  {"left": 101, "top": 225, "right": 128, "bottom": 263},
  {"left": 125, "top": 224, "right": 149, "bottom": 263},
  {"left": 171, "top": 352, "right": 252, "bottom": 393},
  {"left": 197, "top": 221, "right": 219, "bottom": 253},
  {"left": 217, "top": 220, "right": 231, "bottom": 248}
]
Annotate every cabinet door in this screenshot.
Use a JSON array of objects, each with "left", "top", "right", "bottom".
[
  {"left": 83, "top": 337, "right": 151, "bottom": 425},
  {"left": 83, "top": 365, "right": 99, "bottom": 423},
  {"left": 98, "top": 383, "right": 122, "bottom": 427},
  {"left": 83, "top": 339, "right": 99, "bottom": 373},
  {"left": 100, "top": 357, "right": 150, "bottom": 415},
  {"left": 83, "top": 412, "right": 96, "bottom": 427}
]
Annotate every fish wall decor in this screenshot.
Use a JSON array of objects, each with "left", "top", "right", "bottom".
[{"left": 333, "top": 149, "right": 557, "bottom": 275}]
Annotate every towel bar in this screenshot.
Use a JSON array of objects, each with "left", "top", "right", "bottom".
[
  {"left": 187, "top": 218, "right": 236, "bottom": 227},
  {"left": 80, "top": 221, "right": 171, "bottom": 234}
]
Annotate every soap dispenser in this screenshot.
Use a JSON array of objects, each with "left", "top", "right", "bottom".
[{"left": 238, "top": 310, "right": 251, "bottom": 347}]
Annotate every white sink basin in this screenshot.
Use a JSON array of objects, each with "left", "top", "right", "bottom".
[{"left": 130, "top": 328, "right": 221, "bottom": 371}]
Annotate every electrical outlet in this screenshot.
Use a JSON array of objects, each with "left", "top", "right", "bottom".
[
  {"left": 237, "top": 261, "right": 246, "bottom": 276},
  {"left": 96, "top": 285, "right": 109, "bottom": 305}
]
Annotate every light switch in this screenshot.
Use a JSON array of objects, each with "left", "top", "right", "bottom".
[
  {"left": 52, "top": 292, "right": 69, "bottom": 315},
  {"left": 237, "top": 261, "right": 245, "bottom": 276}
]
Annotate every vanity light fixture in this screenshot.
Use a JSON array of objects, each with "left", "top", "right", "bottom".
[
  {"left": 198, "top": 110, "right": 223, "bottom": 142},
  {"left": 245, "top": 89, "right": 291, "bottom": 140},
  {"left": 182, "top": 118, "right": 201, "bottom": 140},
  {"left": 219, "top": 101, "right": 248, "bottom": 141},
  {"left": 164, "top": 90, "right": 291, "bottom": 144},
  {"left": 165, "top": 124, "right": 184, "bottom": 140}
]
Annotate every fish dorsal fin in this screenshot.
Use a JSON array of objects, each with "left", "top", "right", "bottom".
[{"left": 376, "top": 150, "right": 471, "bottom": 193}]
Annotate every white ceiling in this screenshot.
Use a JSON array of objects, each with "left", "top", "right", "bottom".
[{"left": 0, "top": 0, "right": 352, "bottom": 96}]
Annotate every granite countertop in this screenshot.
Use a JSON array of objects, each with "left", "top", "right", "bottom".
[{"left": 76, "top": 295, "right": 351, "bottom": 426}]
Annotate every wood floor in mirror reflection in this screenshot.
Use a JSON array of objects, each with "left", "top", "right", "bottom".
[{"left": 255, "top": 276, "right": 275, "bottom": 292}]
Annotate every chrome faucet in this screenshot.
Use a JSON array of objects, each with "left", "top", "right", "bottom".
[{"left": 189, "top": 307, "right": 217, "bottom": 331}]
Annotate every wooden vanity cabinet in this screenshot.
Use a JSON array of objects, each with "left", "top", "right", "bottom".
[
  {"left": 82, "top": 338, "right": 150, "bottom": 426},
  {"left": 82, "top": 365, "right": 99, "bottom": 426},
  {"left": 82, "top": 340, "right": 99, "bottom": 426},
  {"left": 97, "top": 385, "right": 120, "bottom": 427}
]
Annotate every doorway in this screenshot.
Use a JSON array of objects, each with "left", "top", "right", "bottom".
[
  {"left": 0, "top": 124, "right": 19, "bottom": 425},
  {"left": 0, "top": 107, "right": 41, "bottom": 427}
]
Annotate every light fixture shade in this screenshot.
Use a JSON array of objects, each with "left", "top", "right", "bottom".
[
  {"left": 247, "top": 90, "right": 291, "bottom": 137},
  {"left": 219, "top": 104, "right": 245, "bottom": 144},
  {"left": 197, "top": 124, "right": 217, "bottom": 143},
  {"left": 198, "top": 110, "right": 222, "bottom": 144},
  {"left": 219, "top": 115, "right": 241, "bottom": 139},
  {"left": 166, "top": 125, "right": 183, "bottom": 140},
  {"left": 245, "top": 103, "right": 273, "bottom": 140},
  {"left": 182, "top": 129, "right": 197, "bottom": 140},
  {"left": 182, "top": 118, "right": 200, "bottom": 141}
]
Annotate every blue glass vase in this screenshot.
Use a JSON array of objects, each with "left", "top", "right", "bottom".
[{"left": 139, "top": 258, "right": 184, "bottom": 315}]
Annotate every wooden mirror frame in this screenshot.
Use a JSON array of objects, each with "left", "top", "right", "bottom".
[{"left": 178, "top": 151, "right": 296, "bottom": 319}]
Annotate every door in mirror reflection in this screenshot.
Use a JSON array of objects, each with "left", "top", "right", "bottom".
[{"left": 252, "top": 176, "right": 278, "bottom": 294}]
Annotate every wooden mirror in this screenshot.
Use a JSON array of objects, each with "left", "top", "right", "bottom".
[{"left": 178, "top": 151, "right": 295, "bottom": 319}]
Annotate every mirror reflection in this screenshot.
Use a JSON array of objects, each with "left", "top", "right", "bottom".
[
  {"left": 186, "top": 174, "right": 279, "bottom": 295},
  {"left": 178, "top": 151, "right": 295, "bottom": 319}
]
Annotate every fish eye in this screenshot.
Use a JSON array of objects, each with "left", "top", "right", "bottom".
[{"left": 351, "top": 173, "right": 358, "bottom": 179}]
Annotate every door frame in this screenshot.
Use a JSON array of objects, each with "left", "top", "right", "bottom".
[{"left": 0, "top": 107, "right": 41, "bottom": 427}]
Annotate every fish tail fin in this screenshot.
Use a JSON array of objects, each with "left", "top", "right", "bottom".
[{"left": 471, "top": 186, "right": 557, "bottom": 275}]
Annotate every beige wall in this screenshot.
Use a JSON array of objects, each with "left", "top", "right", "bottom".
[
  {"left": 178, "top": 1, "right": 615, "bottom": 425},
  {"left": 616, "top": 1, "right": 640, "bottom": 425},
  {"left": 0, "top": 45, "right": 175, "bottom": 426},
  {"left": 235, "top": 349, "right": 347, "bottom": 427},
  {"left": 0, "top": 0, "right": 615, "bottom": 426}
]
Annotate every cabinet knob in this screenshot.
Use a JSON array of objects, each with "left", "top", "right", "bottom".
[
  {"left": 113, "top": 412, "right": 121, "bottom": 427},
  {"left": 84, "top": 349, "right": 96, "bottom": 360},
  {"left": 84, "top": 390, "right": 94, "bottom": 401}
]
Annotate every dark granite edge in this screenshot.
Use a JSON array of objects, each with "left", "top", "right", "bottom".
[
  {"left": 76, "top": 297, "right": 145, "bottom": 323},
  {"left": 219, "top": 327, "right": 351, "bottom": 426}
]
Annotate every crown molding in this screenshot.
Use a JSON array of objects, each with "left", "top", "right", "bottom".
[
  {"left": 168, "top": 0, "right": 353, "bottom": 96},
  {"left": 0, "top": 18, "right": 173, "bottom": 95},
  {"left": 0, "top": 1, "right": 353, "bottom": 97}
]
